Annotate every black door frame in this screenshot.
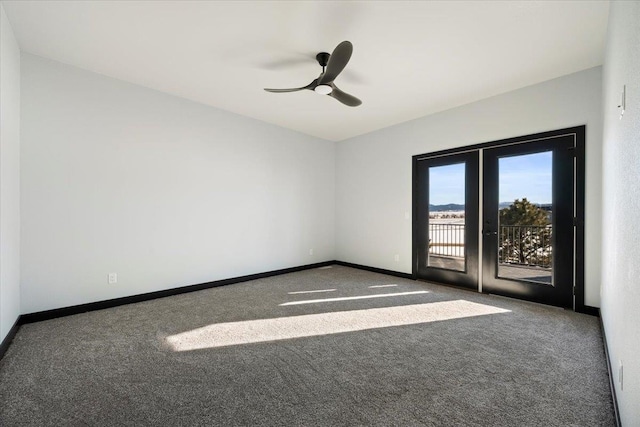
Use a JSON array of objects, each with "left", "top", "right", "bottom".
[{"left": 412, "top": 126, "right": 588, "bottom": 313}]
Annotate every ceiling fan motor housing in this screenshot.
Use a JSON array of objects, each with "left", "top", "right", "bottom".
[{"left": 316, "top": 52, "right": 330, "bottom": 68}]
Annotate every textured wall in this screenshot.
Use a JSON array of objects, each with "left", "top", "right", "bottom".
[
  {"left": 0, "top": 4, "right": 21, "bottom": 343},
  {"left": 601, "top": 1, "right": 640, "bottom": 424},
  {"left": 20, "top": 54, "right": 335, "bottom": 314}
]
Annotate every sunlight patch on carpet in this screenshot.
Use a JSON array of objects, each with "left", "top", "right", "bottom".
[
  {"left": 288, "top": 289, "right": 337, "bottom": 295},
  {"left": 165, "top": 300, "right": 511, "bottom": 351},
  {"left": 280, "top": 291, "right": 429, "bottom": 306}
]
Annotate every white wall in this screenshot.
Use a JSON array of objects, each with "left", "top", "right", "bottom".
[
  {"left": 20, "top": 54, "right": 335, "bottom": 314},
  {"left": 336, "top": 67, "right": 603, "bottom": 307},
  {"left": 0, "top": 4, "right": 21, "bottom": 343},
  {"left": 601, "top": 1, "right": 640, "bottom": 424}
]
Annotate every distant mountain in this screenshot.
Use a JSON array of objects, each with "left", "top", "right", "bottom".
[{"left": 429, "top": 204, "right": 465, "bottom": 211}]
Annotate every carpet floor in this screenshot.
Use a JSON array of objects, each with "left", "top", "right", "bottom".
[{"left": 0, "top": 266, "right": 615, "bottom": 426}]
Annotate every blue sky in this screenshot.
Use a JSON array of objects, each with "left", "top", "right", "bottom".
[
  {"left": 429, "top": 151, "right": 552, "bottom": 205},
  {"left": 499, "top": 151, "right": 552, "bottom": 204},
  {"left": 429, "top": 162, "right": 466, "bottom": 205}
]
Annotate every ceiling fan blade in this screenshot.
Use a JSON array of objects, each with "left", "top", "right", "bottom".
[
  {"left": 264, "top": 80, "right": 317, "bottom": 93},
  {"left": 264, "top": 87, "right": 306, "bottom": 93},
  {"left": 318, "top": 41, "right": 353, "bottom": 85},
  {"left": 328, "top": 84, "right": 362, "bottom": 107}
]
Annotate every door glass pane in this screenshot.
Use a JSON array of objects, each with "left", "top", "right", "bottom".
[
  {"left": 428, "top": 163, "right": 465, "bottom": 271},
  {"left": 497, "top": 151, "right": 552, "bottom": 284}
]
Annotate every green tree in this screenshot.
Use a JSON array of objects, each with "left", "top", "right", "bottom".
[
  {"left": 499, "top": 198, "right": 549, "bottom": 226},
  {"left": 499, "top": 198, "right": 551, "bottom": 266}
]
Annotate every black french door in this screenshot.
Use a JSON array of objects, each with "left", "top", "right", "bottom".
[
  {"left": 413, "top": 127, "right": 583, "bottom": 310},
  {"left": 482, "top": 136, "right": 575, "bottom": 308},
  {"left": 415, "top": 151, "right": 479, "bottom": 290}
]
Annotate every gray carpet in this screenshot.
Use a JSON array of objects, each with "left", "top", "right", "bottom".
[{"left": 0, "top": 266, "right": 615, "bottom": 426}]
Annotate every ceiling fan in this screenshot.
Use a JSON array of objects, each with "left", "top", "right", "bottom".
[{"left": 264, "top": 41, "right": 362, "bottom": 107}]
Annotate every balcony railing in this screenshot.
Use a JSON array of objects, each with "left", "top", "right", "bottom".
[
  {"left": 429, "top": 223, "right": 552, "bottom": 268},
  {"left": 428, "top": 223, "right": 465, "bottom": 258},
  {"left": 499, "top": 225, "right": 551, "bottom": 268}
]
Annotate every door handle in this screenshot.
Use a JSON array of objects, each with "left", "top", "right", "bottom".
[{"left": 483, "top": 231, "right": 497, "bottom": 236}]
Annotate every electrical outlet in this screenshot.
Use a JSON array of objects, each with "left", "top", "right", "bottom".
[
  {"left": 394, "top": 254, "right": 400, "bottom": 262},
  {"left": 619, "top": 361, "right": 623, "bottom": 390},
  {"left": 108, "top": 273, "right": 117, "bottom": 284},
  {"left": 309, "top": 248, "right": 313, "bottom": 256}
]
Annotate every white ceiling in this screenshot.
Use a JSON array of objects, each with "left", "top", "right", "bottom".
[{"left": 3, "top": 1, "right": 609, "bottom": 141}]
